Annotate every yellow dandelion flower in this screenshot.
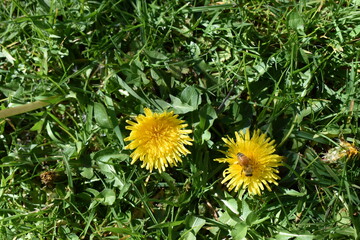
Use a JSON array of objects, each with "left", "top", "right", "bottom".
[
  {"left": 124, "top": 108, "right": 193, "bottom": 172},
  {"left": 215, "top": 129, "right": 283, "bottom": 195}
]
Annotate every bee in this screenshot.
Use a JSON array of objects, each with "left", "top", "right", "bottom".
[{"left": 236, "top": 152, "right": 254, "bottom": 177}]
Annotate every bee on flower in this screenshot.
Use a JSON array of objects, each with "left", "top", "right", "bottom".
[{"left": 215, "top": 129, "right": 283, "bottom": 196}]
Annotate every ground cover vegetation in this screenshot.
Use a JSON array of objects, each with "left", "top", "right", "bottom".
[{"left": 1, "top": 0, "right": 360, "bottom": 239}]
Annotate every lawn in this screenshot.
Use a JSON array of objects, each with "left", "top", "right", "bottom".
[{"left": 1, "top": 0, "right": 360, "bottom": 239}]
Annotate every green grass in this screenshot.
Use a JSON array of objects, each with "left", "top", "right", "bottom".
[{"left": 1, "top": 0, "right": 360, "bottom": 239}]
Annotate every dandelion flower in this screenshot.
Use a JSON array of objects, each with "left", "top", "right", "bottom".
[
  {"left": 124, "top": 108, "right": 192, "bottom": 172},
  {"left": 215, "top": 129, "right": 283, "bottom": 195}
]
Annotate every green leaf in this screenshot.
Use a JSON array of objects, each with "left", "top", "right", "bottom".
[
  {"left": 94, "top": 102, "right": 113, "bottom": 129},
  {"left": 85, "top": 188, "right": 100, "bottom": 197},
  {"left": 145, "top": 49, "right": 168, "bottom": 61},
  {"left": 245, "top": 211, "right": 258, "bottom": 226},
  {"left": 93, "top": 149, "right": 127, "bottom": 164},
  {"left": 149, "top": 220, "right": 184, "bottom": 229},
  {"left": 217, "top": 211, "right": 238, "bottom": 228},
  {"left": 350, "top": 25, "right": 360, "bottom": 38},
  {"left": 194, "top": 104, "right": 217, "bottom": 143},
  {"left": 92, "top": 149, "right": 129, "bottom": 188},
  {"left": 103, "top": 95, "right": 124, "bottom": 147},
  {"left": 183, "top": 4, "right": 234, "bottom": 13},
  {"left": 288, "top": 11, "right": 305, "bottom": 35},
  {"left": 1, "top": 47, "right": 15, "bottom": 64},
  {"left": 275, "top": 231, "right": 314, "bottom": 240},
  {"left": 283, "top": 189, "right": 306, "bottom": 197},
  {"left": 219, "top": 192, "right": 239, "bottom": 215},
  {"left": 0, "top": 101, "right": 50, "bottom": 119},
  {"left": 112, "top": 73, "right": 147, "bottom": 104},
  {"left": 198, "top": 104, "right": 217, "bottom": 130},
  {"left": 46, "top": 122, "right": 61, "bottom": 142},
  {"left": 100, "top": 189, "right": 116, "bottom": 206},
  {"left": 231, "top": 222, "right": 247, "bottom": 240},
  {"left": 102, "top": 227, "right": 143, "bottom": 237},
  {"left": 180, "top": 215, "right": 206, "bottom": 240},
  {"left": 180, "top": 86, "right": 202, "bottom": 110},
  {"left": 170, "top": 95, "right": 196, "bottom": 114},
  {"left": 154, "top": 99, "right": 172, "bottom": 110},
  {"left": 80, "top": 167, "right": 94, "bottom": 179},
  {"left": 30, "top": 118, "right": 45, "bottom": 132}
]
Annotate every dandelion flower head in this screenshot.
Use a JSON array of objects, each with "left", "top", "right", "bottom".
[
  {"left": 215, "top": 129, "right": 283, "bottom": 195},
  {"left": 125, "top": 108, "right": 193, "bottom": 172}
]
